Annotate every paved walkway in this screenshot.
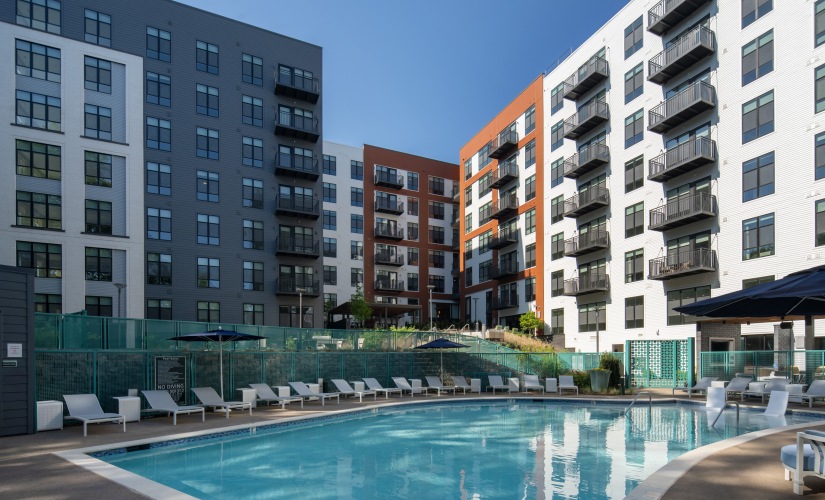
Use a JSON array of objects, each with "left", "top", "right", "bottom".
[{"left": 2, "top": 390, "right": 825, "bottom": 498}]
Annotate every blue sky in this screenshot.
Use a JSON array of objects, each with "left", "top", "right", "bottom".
[{"left": 179, "top": 0, "right": 626, "bottom": 163}]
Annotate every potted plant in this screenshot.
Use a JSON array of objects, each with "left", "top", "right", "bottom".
[{"left": 589, "top": 368, "right": 611, "bottom": 393}]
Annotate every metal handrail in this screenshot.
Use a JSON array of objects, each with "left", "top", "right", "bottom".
[
  {"left": 711, "top": 401, "right": 740, "bottom": 427},
  {"left": 624, "top": 390, "right": 652, "bottom": 415}
]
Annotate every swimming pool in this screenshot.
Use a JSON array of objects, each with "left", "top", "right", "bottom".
[{"left": 95, "top": 400, "right": 823, "bottom": 499}]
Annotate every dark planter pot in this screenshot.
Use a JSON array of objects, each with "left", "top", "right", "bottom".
[{"left": 589, "top": 369, "right": 611, "bottom": 393}]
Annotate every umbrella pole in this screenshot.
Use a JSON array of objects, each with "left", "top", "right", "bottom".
[{"left": 219, "top": 340, "right": 224, "bottom": 400}]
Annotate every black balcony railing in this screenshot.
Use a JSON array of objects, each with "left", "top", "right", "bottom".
[
  {"left": 563, "top": 142, "right": 610, "bottom": 179},
  {"left": 493, "top": 292, "right": 519, "bottom": 310},
  {"left": 492, "top": 261, "right": 519, "bottom": 280},
  {"left": 489, "top": 129, "right": 519, "bottom": 159},
  {"left": 490, "top": 228, "right": 519, "bottom": 249},
  {"left": 275, "top": 67, "right": 320, "bottom": 104},
  {"left": 275, "top": 152, "right": 320, "bottom": 180},
  {"left": 649, "top": 81, "right": 716, "bottom": 134},
  {"left": 562, "top": 273, "right": 609, "bottom": 296},
  {"left": 563, "top": 229, "right": 610, "bottom": 257},
  {"left": 648, "top": 0, "right": 711, "bottom": 36},
  {"left": 491, "top": 195, "right": 519, "bottom": 220},
  {"left": 648, "top": 248, "right": 717, "bottom": 280},
  {"left": 452, "top": 185, "right": 460, "bottom": 202},
  {"left": 276, "top": 277, "right": 320, "bottom": 296},
  {"left": 374, "top": 278, "right": 405, "bottom": 292},
  {"left": 276, "top": 236, "right": 320, "bottom": 258},
  {"left": 374, "top": 170, "right": 404, "bottom": 189},
  {"left": 490, "top": 159, "right": 519, "bottom": 189},
  {"left": 275, "top": 110, "right": 320, "bottom": 143},
  {"left": 374, "top": 199, "right": 404, "bottom": 215},
  {"left": 563, "top": 55, "right": 609, "bottom": 101},
  {"left": 648, "top": 26, "right": 715, "bottom": 85},
  {"left": 563, "top": 100, "right": 609, "bottom": 140},
  {"left": 563, "top": 186, "right": 609, "bottom": 218},
  {"left": 649, "top": 192, "right": 716, "bottom": 231},
  {"left": 375, "top": 224, "right": 404, "bottom": 240},
  {"left": 648, "top": 136, "right": 715, "bottom": 182},
  {"left": 275, "top": 194, "right": 320, "bottom": 219},
  {"left": 375, "top": 251, "right": 404, "bottom": 266}
]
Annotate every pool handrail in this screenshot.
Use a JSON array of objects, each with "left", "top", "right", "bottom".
[
  {"left": 624, "top": 391, "right": 652, "bottom": 415},
  {"left": 711, "top": 400, "right": 740, "bottom": 427}
]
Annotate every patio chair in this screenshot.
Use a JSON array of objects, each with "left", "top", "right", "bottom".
[
  {"left": 191, "top": 387, "right": 252, "bottom": 418},
  {"left": 141, "top": 390, "right": 205, "bottom": 425},
  {"left": 288, "top": 381, "right": 340, "bottom": 406},
  {"left": 724, "top": 376, "right": 753, "bottom": 400},
  {"left": 392, "top": 377, "right": 427, "bottom": 396},
  {"left": 672, "top": 376, "right": 717, "bottom": 398},
  {"left": 486, "top": 375, "right": 510, "bottom": 394},
  {"left": 451, "top": 375, "right": 472, "bottom": 395},
  {"left": 761, "top": 390, "right": 790, "bottom": 417},
  {"left": 249, "top": 384, "right": 305, "bottom": 409},
  {"left": 743, "top": 378, "right": 789, "bottom": 402},
  {"left": 424, "top": 376, "right": 456, "bottom": 396},
  {"left": 782, "top": 429, "right": 825, "bottom": 495},
  {"left": 363, "top": 377, "right": 403, "bottom": 398},
  {"left": 799, "top": 380, "right": 825, "bottom": 408},
  {"left": 523, "top": 374, "right": 545, "bottom": 394},
  {"left": 559, "top": 375, "right": 579, "bottom": 395},
  {"left": 63, "top": 394, "right": 126, "bottom": 437},
  {"left": 331, "top": 379, "right": 376, "bottom": 402}
]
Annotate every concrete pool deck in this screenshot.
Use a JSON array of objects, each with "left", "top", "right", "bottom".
[{"left": 3, "top": 389, "right": 825, "bottom": 499}]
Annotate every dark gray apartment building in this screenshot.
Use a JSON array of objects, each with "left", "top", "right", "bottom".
[{"left": 1, "top": 0, "right": 324, "bottom": 327}]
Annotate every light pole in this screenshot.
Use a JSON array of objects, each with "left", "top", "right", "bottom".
[
  {"left": 472, "top": 297, "right": 479, "bottom": 330},
  {"left": 113, "top": 283, "right": 127, "bottom": 317},
  {"left": 427, "top": 285, "right": 435, "bottom": 331},
  {"left": 595, "top": 307, "right": 600, "bottom": 353},
  {"left": 296, "top": 287, "right": 307, "bottom": 328}
]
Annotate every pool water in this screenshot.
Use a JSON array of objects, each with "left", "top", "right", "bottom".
[{"left": 100, "top": 401, "right": 823, "bottom": 499}]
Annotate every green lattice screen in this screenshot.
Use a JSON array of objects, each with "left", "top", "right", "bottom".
[{"left": 627, "top": 339, "right": 694, "bottom": 388}]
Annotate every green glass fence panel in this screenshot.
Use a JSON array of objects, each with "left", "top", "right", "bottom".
[
  {"left": 35, "top": 351, "right": 95, "bottom": 403},
  {"left": 97, "top": 352, "right": 148, "bottom": 412},
  {"left": 317, "top": 353, "right": 345, "bottom": 390},
  {"left": 107, "top": 318, "right": 145, "bottom": 349},
  {"left": 263, "top": 353, "right": 293, "bottom": 387},
  {"left": 293, "top": 352, "right": 319, "bottom": 383},
  {"left": 231, "top": 353, "right": 264, "bottom": 392},
  {"left": 190, "top": 352, "right": 226, "bottom": 398},
  {"left": 145, "top": 320, "right": 180, "bottom": 350},
  {"left": 63, "top": 315, "right": 105, "bottom": 348},
  {"left": 34, "top": 314, "right": 60, "bottom": 349}
]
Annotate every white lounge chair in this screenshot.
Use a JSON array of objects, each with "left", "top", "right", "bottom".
[
  {"left": 331, "top": 379, "right": 376, "bottom": 402},
  {"left": 425, "top": 376, "right": 456, "bottom": 396},
  {"left": 762, "top": 390, "right": 790, "bottom": 417},
  {"left": 363, "top": 377, "right": 403, "bottom": 398},
  {"left": 801, "top": 380, "right": 825, "bottom": 408},
  {"left": 191, "top": 387, "right": 252, "bottom": 418},
  {"left": 486, "top": 375, "right": 510, "bottom": 393},
  {"left": 141, "top": 390, "right": 205, "bottom": 425},
  {"left": 249, "top": 384, "right": 305, "bottom": 409},
  {"left": 63, "top": 394, "right": 126, "bottom": 437},
  {"left": 672, "top": 376, "right": 718, "bottom": 398},
  {"left": 743, "top": 378, "right": 789, "bottom": 402},
  {"left": 782, "top": 429, "right": 825, "bottom": 495},
  {"left": 392, "top": 377, "right": 427, "bottom": 396},
  {"left": 288, "top": 381, "right": 340, "bottom": 406},
  {"left": 559, "top": 375, "right": 579, "bottom": 395},
  {"left": 523, "top": 374, "right": 545, "bottom": 394},
  {"left": 724, "top": 376, "right": 752, "bottom": 400},
  {"left": 451, "top": 375, "right": 472, "bottom": 395}
]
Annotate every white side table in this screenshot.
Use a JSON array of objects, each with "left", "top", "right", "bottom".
[
  {"left": 352, "top": 381, "right": 365, "bottom": 392},
  {"left": 113, "top": 396, "right": 141, "bottom": 422},
  {"left": 545, "top": 378, "right": 558, "bottom": 393},
  {"left": 470, "top": 378, "right": 481, "bottom": 393},
  {"left": 37, "top": 400, "right": 63, "bottom": 431},
  {"left": 508, "top": 377, "right": 520, "bottom": 393},
  {"left": 787, "top": 384, "right": 805, "bottom": 403},
  {"left": 237, "top": 388, "right": 257, "bottom": 408},
  {"left": 276, "top": 386, "right": 291, "bottom": 398},
  {"left": 307, "top": 383, "right": 320, "bottom": 393}
]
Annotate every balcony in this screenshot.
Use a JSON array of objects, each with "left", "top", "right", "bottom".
[
  {"left": 375, "top": 223, "right": 404, "bottom": 240},
  {"left": 374, "top": 278, "right": 405, "bottom": 293},
  {"left": 648, "top": 0, "right": 711, "bottom": 36},
  {"left": 275, "top": 68, "right": 320, "bottom": 104},
  {"left": 489, "top": 228, "right": 519, "bottom": 250},
  {"left": 276, "top": 236, "right": 320, "bottom": 258},
  {"left": 451, "top": 264, "right": 460, "bottom": 276},
  {"left": 563, "top": 142, "right": 609, "bottom": 179},
  {"left": 493, "top": 292, "right": 519, "bottom": 310},
  {"left": 490, "top": 160, "right": 519, "bottom": 189},
  {"left": 562, "top": 55, "right": 609, "bottom": 101},
  {"left": 276, "top": 278, "right": 320, "bottom": 297},
  {"left": 648, "top": 248, "right": 716, "bottom": 280},
  {"left": 648, "top": 136, "right": 715, "bottom": 182},
  {"left": 648, "top": 26, "right": 715, "bottom": 85},
  {"left": 275, "top": 194, "right": 320, "bottom": 219},
  {"left": 275, "top": 152, "right": 320, "bottom": 181},
  {"left": 374, "top": 170, "right": 404, "bottom": 190},
  {"left": 649, "top": 81, "right": 716, "bottom": 134},
  {"left": 492, "top": 261, "right": 519, "bottom": 280},
  {"left": 275, "top": 110, "right": 320, "bottom": 143},
  {"left": 563, "top": 186, "right": 609, "bottom": 219},
  {"left": 490, "top": 195, "right": 519, "bottom": 220},
  {"left": 563, "top": 100, "right": 609, "bottom": 140},
  {"left": 489, "top": 129, "right": 519, "bottom": 159},
  {"left": 649, "top": 192, "right": 716, "bottom": 231},
  {"left": 562, "top": 273, "right": 609, "bottom": 296},
  {"left": 374, "top": 199, "right": 404, "bottom": 215},
  {"left": 375, "top": 251, "right": 405, "bottom": 267},
  {"left": 452, "top": 185, "right": 460, "bottom": 202},
  {"left": 563, "top": 229, "right": 610, "bottom": 257}
]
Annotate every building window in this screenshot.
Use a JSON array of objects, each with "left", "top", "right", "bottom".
[
  {"left": 818, "top": 0, "right": 825, "bottom": 47},
  {"left": 196, "top": 127, "right": 219, "bottom": 159},
  {"left": 551, "top": 195, "right": 564, "bottom": 224},
  {"left": 197, "top": 258, "right": 220, "bottom": 288},
  {"left": 408, "top": 247, "right": 419, "bottom": 265},
  {"left": 197, "top": 214, "right": 220, "bottom": 245},
  {"left": 743, "top": 275, "right": 774, "bottom": 288},
  {"left": 146, "top": 26, "right": 171, "bottom": 61},
  {"left": 551, "top": 271, "right": 564, "bottom": 297},
  {"left": 17, "top": 0, "right": 61, "bottom": 34},
  {"left": 323, "top": 237, "right": 336, "bottom": 258},
  {"left": 625, "top": 296, "right": 644, "bottom": 329},
  {"left": 84, "top": 9, "right": 111, "bottom": 47},
  {"left": 526, "top": 208, "right": 536, "bottom": 235},
  {"left": 323, "top": 265, "right": 337, "bottom": 285},
  {"left": 15, "top": 39, "right": 60, "bottom": 82},
  {"left": 463, "top": 240, "right": 472, "bottom": 261},
  {"left": 464, "top": 268, "right": 473, "bottom": 287},
  {"left": 817, "top": 199, "right": 825, "bottom": 246},
  {"left": 243, "top": 220, "right": 264, "bottom": 249},
  {"left": 429, "top": 226, "right": 445, "bottom": 244},
  {"left": 196, "top": 170, "right": 219, "bottom": 202},
  {"left": 548, "top": 159, "right": 563, "bottom": 189},
  {"left": 742, "top": 30, "right": 774, "bottom": 86},
  {"left": 146, "top": 299, "right": 171, "bottom": 320},
  {"left": 84, "top": 200, "right": 112, "bottom": 234},
  {"left": 479, "top": 230, "right": 492, "bottom": 254},
  {"left": 406, "top": 272, "right": 418, "bottom": 291},
  {"left": 84, "top": 56, "right": 112, "bottom": 94},
  {"left": 147, "top": 208, "right": 171, "bottom": 240},
  {"left": 323, "top": 155, "right": 336, "bottom": 175},
  {"left": 351, "top": 214, "right": 364, "bottom": 234},
  {"left": 667, "top": 286, "right": 710, "bottom": 325},
  {"left": 238, "top": 136, "right": 262, "bottom": 168},
  {"left": 83, "top": 151, "right": 112, "bottom": 187},
  {"left": 351, "top": 160, "right": 364, "bottom": 180},
  {"left": 625, "top": 109, "right": 644, "bottom": 148},
  {"left": 551, "top": 309, "right": 563, "bottom": 336},
  {"left": 195, "top": 84, "right": 219, "bottom": 117},
  {"left": 742, "top": 151, "right": 775, "bottom": 202},
  {"left": 525, "top": 277, "right": 536, "bottom": 302},
  {"left": 323, "top": 210, "right": 336, "bottom": 230},
  {"left": 322, "top": 182, "right": 336, "bottom": 203},
  {"left": 147, "top": 162, "right": 171, "bottom": 195},
  {"left": 818, "top": 65, "right": 825, "bottom": 114},
  {"left": 625, "top": 248, "right": 644, "bottom": 283},
  {"left": 146, "top": 117, "right": 171, "bottom": 151},
  {"left": 16, "top": 241, "right": 61, "bottom": 278},
  {"left": 243, "top": 304, "right": 264, "bottom": 325},
  {"left": 429, "top": 201, "right": 445, "bottom": 220},
  {"left": 16, "top": 139, "right": 60, "bottom": 180},
  {"left": 351, "top": 240, "right": 364, "bottom": 260},
  {"left": 742, "top": 90, "right": 774, "bottom": 143},
  {"left": 525, "top": 104, "right": 536, "bottom": 134},
  {"left": 241, "top": 178, "right": 263, "bottom": 208},
  {"left": 742, "top": 0, "right": 772, "bottom": 28},
  {"left": 405, "top": 171, "right": 418, "bottom": 191},
  {"left": 196, "top": 40, "right": 218, "bottom": 74},
  {"left": 408, "top": 222, "right": 419, "bottom": 241},
  {"left": 242, "top": 53, "right": 263, "bottom": 86},
  {"left": 479, "top": 260, "right": 492, "bottom": 282},
  {"left": 147, "top": 252, "right": 171, "bottom": 285},
  {"left": 624, "top": 63, "right": 644, "bottom": 104},
  {"left": 478, "top": 142, "right": 492, "bottom": 169},
  {"left": 578, "top": 302, "right": 606, "bottom": 332},
  {"left": 146, "top": 72, "right": 171, "bottom": 107},
  {"left": 278, "top": 305, "right": 313, "bottom": 328},
  {"left": 197, "top": 301, "right": 220, "bottom": 322},
  {"left": 464, "top": 214, "right": 473, "bottom": 234},
  {"left": 350, "top": 187, "right": 363, "bottom": 207},
  {"left": 429, "top": 176, "right": 445, "bottom": 195},
  {"left": 464, "top": 159, "right": 472, "bottom": 180},
  {"left": 408, "top": 197, "right": 419, "bottom": 216},
  {"left": 550, "top": 121, "right": 564, "bottom": 151},
  {"left": 817, "top": 133, "right": 825, "bottom": 180},
  {"left": 429, "top": 275, "right": 445, "bottom": 293},
  {"left": 430, "top": 250, "right": 446, "bottom": 268},
  {"left": 243, "top": 261, "right": 264, "bottom": 290},
  {"left": 624, "top": 16, "right": 643, "bottom": 58},
  {"left": 84, "top": 247, "right": 112, "bottom": 281},
  {"left": 625, "top": 202, "right": 644, "bottom": 237},
  {"left": 743, "top": 213, "right": 775, "bottom": 260},
  {"left": 242, "top": 95, "right": 263, "bottom": 126},
  {"left": 86, "top": 296, "right": 113, "bottom": 317},
  {"left": 551, "top": 83, "right": 564, "bottom": 115},
  {"left": 550, "top": 234, "right": 563, "bottom": 261},
  {"left": 625, "top": 156, "right": 644, "bottom": 193},
  {"left": 16, "top": 191, "right": 61, "bottom": 229},
  {"left": 351, "top": 268, "right": 364, "bottom": 287},
  {"left": 84, "top": 104, "right": 112, "bottom": 140},
  {"left": 16, "top": 90, "right": 60, "bottom": 131},
  {"left": 525, "top": 139, "right": 536, "bottom": 167},
  {"left": 35, "top": 293, "right": 62, "bottom": 313}
]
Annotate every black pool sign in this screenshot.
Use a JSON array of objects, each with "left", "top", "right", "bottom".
[{"left": 155, "top": 356, "right": 187, "bottom": 405}]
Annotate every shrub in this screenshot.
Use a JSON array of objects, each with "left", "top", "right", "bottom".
[
  {"left": 569, "top": 369, "right": 590, "bottom": 390},
  {"left": 599, "top": 352, "right": 622, "bottom": 388}
]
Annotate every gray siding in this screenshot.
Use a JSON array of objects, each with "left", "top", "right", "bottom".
[
  {"left": 16, "top": 176, "right": 60, "bottom": 196},
  {"left": 15, "top": 74, "right": 60, "bottom": 98},
  {"left": 0, "top": 265, "right": 35, "bottom": 436}
]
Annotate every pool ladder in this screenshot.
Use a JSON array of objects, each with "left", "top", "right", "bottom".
[
  {"left": 624, "top": 391, "right": 652, "bottom": 415},
  {"left": 711, "top": 401, "right": 740, "bottom": 428}
]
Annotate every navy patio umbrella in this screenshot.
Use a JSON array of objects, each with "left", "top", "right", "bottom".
[
  {"left": 169, "top": 328, "right": 266, "bottom": 400},
  {"left": 415, "top": 338, "right": 469, "bottom": 379}
]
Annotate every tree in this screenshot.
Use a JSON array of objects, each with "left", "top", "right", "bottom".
[
  {"left": 350, "top": 284, "right": 373, "bottom": 326},
  {"left": 519, "top": 311, "right": 542, "bottom": 336}
]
